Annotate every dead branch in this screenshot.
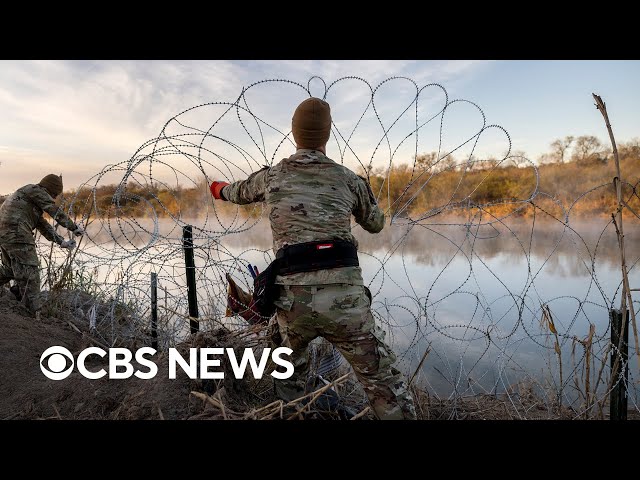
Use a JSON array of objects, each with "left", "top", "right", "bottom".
[{"left": 593, "top": 93, "right": 639, "bottom": 375}]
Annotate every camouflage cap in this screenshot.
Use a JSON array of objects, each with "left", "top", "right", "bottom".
[
  {"left": 292, "top": 97, "right": 331, "bottom": 149},
  {"left": 39, "top": 174, "right": 63, "bottom": 197}
]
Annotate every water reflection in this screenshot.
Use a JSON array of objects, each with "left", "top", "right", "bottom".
[{"left": 355, "top": 219, "right": 640, "bottom": 407}]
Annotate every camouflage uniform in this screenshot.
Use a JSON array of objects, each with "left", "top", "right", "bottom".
[
  {"left": 223, "top": 149, "right": 416, "bottom": 420},
  {"left": 0, "top": 184, "right": 78, "bottom": 313}
]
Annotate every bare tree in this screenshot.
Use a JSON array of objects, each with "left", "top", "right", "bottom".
[
  {"left": 414, "top": 152, "right": 438, "bottom": 170},
  {"left": 506, "top": 150, "right": 528, "bottom": 167},
  {"left": 550, "top": 135, "right": 574, "bottom": 163},
  {"left": 618, "top": 137, "right": 640, "bottom": 160},
  {"left": 433, "top": 153, "right": 457, "bottom": 173},
  {"left": 480, "top": 156, "right": 500, "bottom": 169},
  {"left": 571, "top": 135, "right": 603, "bottom": 163}
]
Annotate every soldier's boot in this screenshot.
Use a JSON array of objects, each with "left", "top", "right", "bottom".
[
  {"left": 305, "top": 374, "right": 340, "bottom": 412},
  {"left": 10, "top": 284, "right": 22, "bottom": 301}
]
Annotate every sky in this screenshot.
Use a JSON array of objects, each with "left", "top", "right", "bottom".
[{"left": 0, "top": 60, "right": 638, "bottom": 195}]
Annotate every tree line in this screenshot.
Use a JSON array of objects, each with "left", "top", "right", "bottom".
[
  {"left": 364, "top": 136, "right": 640, "bottom": 220},
  {"left": 2, "top": 135, "right": 637, "bottom": 221}
]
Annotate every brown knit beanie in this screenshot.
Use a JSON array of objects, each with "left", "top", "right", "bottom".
[
  {"left": 291, "top": 97, "right": 332, "bottom": 149},
  {"left": 39, "top": 174, "right": 63, "bottom": 197}
]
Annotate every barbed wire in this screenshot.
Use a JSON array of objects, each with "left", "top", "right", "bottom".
[{"left": 39, "top": 76, "right": 639, "bottom": 419}]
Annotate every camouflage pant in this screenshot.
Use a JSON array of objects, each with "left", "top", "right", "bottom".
[
  {"left": 273, "top": 283, "right": 417, "bottom": 420},
  {"left": 0, "top": 242, "right": 42, "bottom": 313}
]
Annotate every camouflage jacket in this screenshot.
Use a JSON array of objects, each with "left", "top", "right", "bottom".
[
  {"left": 223, "top": 149, "right": 385, "bottom": 285},
  {"left": 0, "top": 184, "right": 78, "bottom": 246}
]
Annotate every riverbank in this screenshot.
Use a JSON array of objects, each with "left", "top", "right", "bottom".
[{"left": 5, "top": 288, "right": 627, "bottom": 420}]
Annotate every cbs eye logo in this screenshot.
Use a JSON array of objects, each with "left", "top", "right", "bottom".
[{"left": 40, "top": 346, "right": 75, "bottom": 380}]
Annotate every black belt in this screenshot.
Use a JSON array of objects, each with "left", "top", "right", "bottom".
[{"left": 276, "top": 239, "right": 359, "bottom": 275}]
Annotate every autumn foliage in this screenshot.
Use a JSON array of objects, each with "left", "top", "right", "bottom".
[{"left": 20, "top": 136, "right": 638, "bottom": 223}]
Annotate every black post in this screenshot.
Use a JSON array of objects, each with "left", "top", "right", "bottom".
[
  {"left": 610, "top": 308, "right": 628, "bottom": 421},
  {"left": 151, "top": 272, "right": 158, "bottom": 350},
  {"left": 183, "top": 225, "right": 199, "bottom": 334}
]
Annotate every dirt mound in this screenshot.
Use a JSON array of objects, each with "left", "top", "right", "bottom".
[
  {"left": 0, "top": 290, "right": 266, "bottom": 420},
  {"left": 3, "top": 287, "right": 611, "bottom": 420}
]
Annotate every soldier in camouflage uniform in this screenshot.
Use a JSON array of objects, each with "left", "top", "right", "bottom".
[
  {"left": 0, "top": 174, "right": 84, "bottom": 315},
  {"left": 210, "top": 98, "right": 416, "bottom": 420}
]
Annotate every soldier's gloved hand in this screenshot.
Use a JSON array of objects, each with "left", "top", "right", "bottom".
[
  {"left": 210, "top": 181, "right": 230, "bottom": 201},
  {"left": 60, "top": 239, "right": 77, "bottom": 250},
  {"left": 73, "top": 226, "right": 85, "bottom": 237}
]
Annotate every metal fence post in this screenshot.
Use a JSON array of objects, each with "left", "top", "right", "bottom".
[
  {"left": 610, "top": 308, "right": 628, "bottom": 420},
  {"left": 151, "top": 272, "right": 158, "bottom": 350},
  {"left": 183, "top": 225, "right": 199, "bottom": 334}
]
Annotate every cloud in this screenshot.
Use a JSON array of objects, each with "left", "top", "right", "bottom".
[
  {"left": 253, "top": 60, "right": 489, "bottom": 92},
  {"left": 0, "top": 60, "right": 491, "bottom": 193}
]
